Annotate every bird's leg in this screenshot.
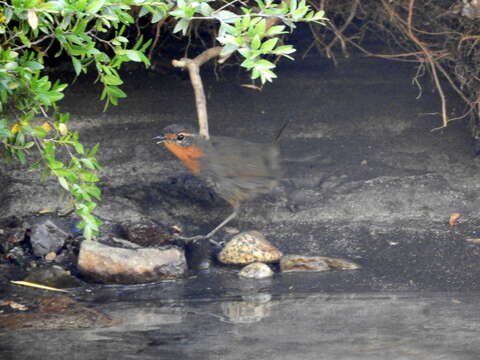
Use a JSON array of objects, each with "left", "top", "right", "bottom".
[
  {"left": 205, "top": 208, "right": 237, "bottom": 239},
  {"left": 174, "top": 206, "right": 238, "bottom": 246}
]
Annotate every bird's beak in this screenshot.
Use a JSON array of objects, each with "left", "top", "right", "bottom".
[{"left": 153, "top": 135, "right": 165, "bottom": 144}]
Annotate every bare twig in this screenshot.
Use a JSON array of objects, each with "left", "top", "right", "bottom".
[{"left": 172, "top": 47, "right": 223, "bottom": 140}]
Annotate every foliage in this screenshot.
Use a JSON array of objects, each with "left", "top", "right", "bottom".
[{"left": 0, "top": 0, "right": 325, "bottom": 240}]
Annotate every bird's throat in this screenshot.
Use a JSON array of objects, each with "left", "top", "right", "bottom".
[{"left": 164, "top": 142, "right": 203, "bottom": 174}]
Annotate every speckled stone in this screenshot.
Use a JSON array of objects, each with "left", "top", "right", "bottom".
[
  {"left": 280, "top": 255, "right": 330, "bottom": 272},
  {"left": 319, "top": 256, "right": 361, "bottom": 270},
  {"left": 218, "top": 231, "right": 282, "bottom": 265},
  {"left": 239, "top": 262, "right": 274, "bottom": 279},
  {"left": 280, "top": 255, "right": 361, "bottom": 272}
]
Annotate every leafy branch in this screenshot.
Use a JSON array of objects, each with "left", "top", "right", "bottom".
[{"left": 0, "top": 0, "right": 326, "bottom": 240}]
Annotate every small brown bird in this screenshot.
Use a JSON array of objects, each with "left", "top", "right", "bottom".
[{"left": 154, "top": 124, "right": 284, "bottom": 242}]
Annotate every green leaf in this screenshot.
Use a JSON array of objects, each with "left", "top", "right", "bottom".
[
  {"left": 242, "top": 13, "right": 251, "bottom": 28},
  {"left": 241, "top": 57, "right": 255, "bottom": 69},
  {"left": 255, "top": 59, "right": 276, "bottom": 70},
  {"left": 54, "top": 169, "right": 77, "bottom": 182},
  {"left": 266, "top": 25, "right": 285, "bottom": 36},
  {"left": 274, "top": 45, "right": 296, "bottom": 55},
  {"left": 107, "top": 86, "right": 127, "bottom": 98},
  {"left": 19, "top": 34, "right": 31, "bottom": 47},
  {"left": 170, "top": 9, "right": 185, "bottom": 18},
  {"left": 49, "top": 159, "right": 64, "bottom": 169},
  {"left": 251, "top": 35, "right": 261, "bottom": 50},
  {"left": 83, "top": 224, "right": 93, "bottom": 241},
  {"left": 103, "top": 74, "right": 123, "bottom": 86},
  {"left": 261, "top": 38, "right": 278, "bottom": 52},
  {"left": 27, "top": 10, "right": 38, "bottom": 30},
  {"left": 86, "top": 0, "right": 105, "bottom": 14},
  {"left": 80, "top": 158, "right": 94, "bottom": 169},
  {"left": 80, "top": 170, "right": 99, "bottom": 182},
  {"left": 85, "top": 185, "right": 101, "bottom": 200},
  {"left": 215, "top": 10, "right": 238, "bottom": 24},
  {"left": 253, "top": 19, "right": 266, "bottom": 36},
  {"left": 173, "top": 18, "right": 190, "bottom": 35},
  {"left": 88, "top": 143, "right": 100, "bottom": 157},
  {"left": 72, "top": 57, "right": 82, "bottom": 76},
  {"left": 123, "top": 50, "right": 141, "bottom": 62},
  {"left": 58, "top": 176, "right": 70, "bottom": 190},
  {"left": 24, "top": 141, "right": 34, "bottom": 149},
  {"left": 199, "top": 3, "right": 213, "bottom": 16},
  {"left": 16, "top": 150, "right": 26, "bottom": 164},
  {"left": 33, "top": 126, "right": 47, "bottom": 138},
  {"left": 73, "top": 142, "right": 85, "bottom": 154}
]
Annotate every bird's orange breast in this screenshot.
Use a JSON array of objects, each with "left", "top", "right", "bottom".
[{"left": 164, "top": 142, "right": 203, "bottom": 174}]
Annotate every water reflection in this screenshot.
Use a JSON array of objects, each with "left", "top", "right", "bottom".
[{"left": 221, "top": 293, "right": 273, "bottom": 323}]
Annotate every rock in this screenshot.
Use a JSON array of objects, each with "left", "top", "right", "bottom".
[
  {"left": 6, "top": 247, "right": 29, "bottom": 267},
  {"left": 239, "top": 262, "right": 274, "bottom": 279},
  {"left": 24, "top": 265, "right": 83, "bottom": 288},
  {"left": 0, "top": 227, "right": 26, "bottom": 254},
  {"left": 29, "top": 220, "right": 68, "bottom": 257},
  {"left": 280, "top": 255, "right": 330, "bottom": 272},
  {"left": 45, "top": 252, "right": 56, "bottom": 262},
  {"left": 218, "top": 231, "right": 282, "bottom": 265},
  {"left": 319, "top": 256, "right": 361, "bottom": 270},
  {"left": 280, "top": 255, "right": 361, "bottom": 272},
  {"left": 77, "top": 239, "right": 187, "bottom": 284},
  {"left": 123, "top": 221, "right": 175, "bottom": 247}
]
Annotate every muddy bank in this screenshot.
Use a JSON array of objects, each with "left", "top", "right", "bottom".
[
  {"left": 2, "top": 56, "right": 480, "bottom": 359},
  {"left": 2, "top": 56, "right": 480, "bottom": 286}
]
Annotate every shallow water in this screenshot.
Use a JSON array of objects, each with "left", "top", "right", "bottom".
[{"left": 2, "top": 278, "right": 480, "bottom": 360}]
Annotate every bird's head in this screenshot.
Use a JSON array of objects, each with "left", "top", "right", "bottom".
[
  {"left": 153, "top": 123, "right": 198, "bottom": 147},
  {"left": 153, "top": 124, "right": 203, "bottom": 173}
]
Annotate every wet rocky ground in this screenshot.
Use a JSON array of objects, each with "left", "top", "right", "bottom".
[{"left": 2, "top": 56, "right": 480, "bottom": 359}]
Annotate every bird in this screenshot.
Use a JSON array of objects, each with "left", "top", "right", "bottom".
[{"left": 154, "top": 123, "right": 285, "bottom": 243}]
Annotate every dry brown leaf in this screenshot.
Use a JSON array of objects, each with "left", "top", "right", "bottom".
[
  {"left": 10, "top": 281, "right": 69, "bottom": 293},
  {"left": 1, "top": 301, "right": 28, "bottom": 311},
  {"left": 466, "top": 238, "right": 480, "bottom": 243},
  {"left": 58, "top": 123, "right": 68, "bottom": 135},
  {"left": 10, "top": 123, "right": 21, "bottom": 134},
  {"left": 449, "top": 212, "right": 461, "bottom": 226},
  {"left": 27, "top": 10, "right": 38, "bottom": 29},
  {"left": 171, "top": 225, "right": 182, "bottom": 233},
  {"left": 41, "top": 122, "right": 53, "bottom": 133},
  {"left": 38, "top": 208, "right": 52, "bottom": 214},
  {"left": 240, "top": 84, "right": 262, "bottom": 91}
]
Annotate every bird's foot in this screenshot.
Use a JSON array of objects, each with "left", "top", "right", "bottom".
[{"left": 173, "top": 233, "right": 223, "bottom": 247}]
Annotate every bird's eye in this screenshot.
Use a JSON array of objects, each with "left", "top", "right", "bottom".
[{"left": 176, "top": 134, "right": 185, "bottom": 141}]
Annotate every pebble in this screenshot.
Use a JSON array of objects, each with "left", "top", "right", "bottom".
[
  {"left": 0, "top": 227, "right": 26, "bottom": 253},
  {"left": 280, "top": 255, "right": 330, "bottom": 272},
  {"left": 45, "top": 252, "right": 56, "bottom": 262},
  {"left": 239, "top": 262, "right": 274, "bottom": 279},
  {"left": 280, "top": 255, "right": 361, "bottom": 272},
  {"left": 29, "top": 220, "right": 68, "bottom": 257},
  {"left": 77, "top": 239, "right": 188, "bottom": 284},
  {"left": 218, "top": 231, "right": 282, "bottom": 265},
  {"left": 319, "top": 256, "right": 361, "bottom": 270}
]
